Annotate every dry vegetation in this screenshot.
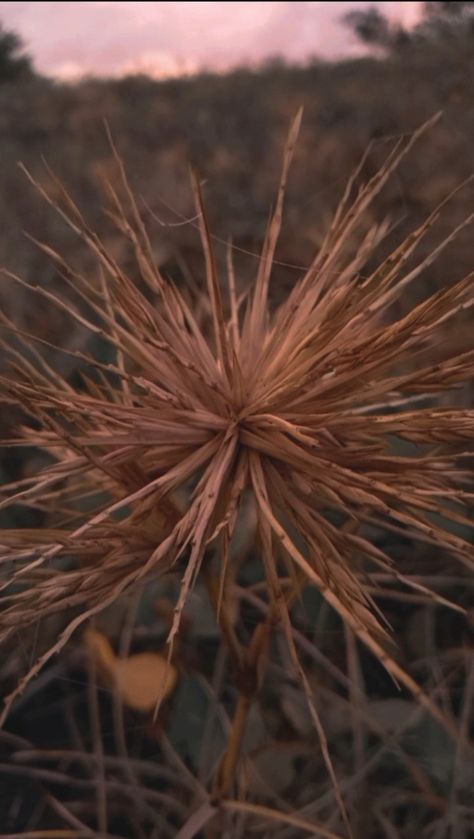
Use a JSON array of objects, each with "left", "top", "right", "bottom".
[{"left": 0, "top": 45, "right": 473, "bottom": 839}]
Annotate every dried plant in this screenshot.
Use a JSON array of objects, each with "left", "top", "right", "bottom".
[{"left": 0, "top": 112, "right": 473, "bottom": 822}]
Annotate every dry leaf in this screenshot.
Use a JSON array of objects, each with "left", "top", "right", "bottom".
[{"left": 84, "top": 627, "right": 178, "bottom": 712}]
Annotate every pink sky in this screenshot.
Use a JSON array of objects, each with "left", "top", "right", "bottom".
[{"left": 0, "top": 1, "right": 422, "bottom": 80}]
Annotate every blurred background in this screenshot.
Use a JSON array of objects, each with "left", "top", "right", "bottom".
[
  {"left": 0, "top": 2, "right": 473, "bottom": 355},
  {"left": 0, "top": 3, "right": 473, "bottom": 837}
]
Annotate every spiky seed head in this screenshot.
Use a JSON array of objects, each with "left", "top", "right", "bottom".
[{"left": 0, "top": 112, "right": 473, "bottom": 729}]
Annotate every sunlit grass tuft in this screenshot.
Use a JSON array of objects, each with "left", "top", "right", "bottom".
[{"left": 0, "top": 112, "right": 473, "bottom": 830}]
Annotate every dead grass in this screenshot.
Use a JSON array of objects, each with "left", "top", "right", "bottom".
[{"left": 0, "top": 111, "right": 473, "bottom": 836}]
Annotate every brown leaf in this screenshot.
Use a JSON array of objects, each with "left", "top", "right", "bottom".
[{"left": 84, "top": 628, "right": 178, "bottom": 713}]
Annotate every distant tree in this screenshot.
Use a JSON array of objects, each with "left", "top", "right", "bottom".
[
  {"left": 0, "top": 22, "right": 34, "bottom": 82},
  {"left": 418, "top": 2, "right": 474, "bottom": 40},
  {"left": 343, "top": 1, "right": 474, "bottom": 53},
  {"left": 343, "top": 7, "right": 410, "bottom": 52}
]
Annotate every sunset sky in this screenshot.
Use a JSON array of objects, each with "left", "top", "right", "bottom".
[{"left": 0, "top": 1, "right": 422, "bottom": 80}]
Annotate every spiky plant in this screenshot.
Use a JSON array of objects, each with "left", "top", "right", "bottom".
[{"left": 0, "top": 112, "right": 473, "bottom": 808}]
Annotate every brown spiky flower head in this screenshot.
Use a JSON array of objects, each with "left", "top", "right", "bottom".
[{"left": 1, "top": 112, "right": 473, "bottom": 722}]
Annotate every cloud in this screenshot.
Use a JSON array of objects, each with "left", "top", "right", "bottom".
[{"left": 0, "top": 1, "right": 422, "bottom": 79}]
